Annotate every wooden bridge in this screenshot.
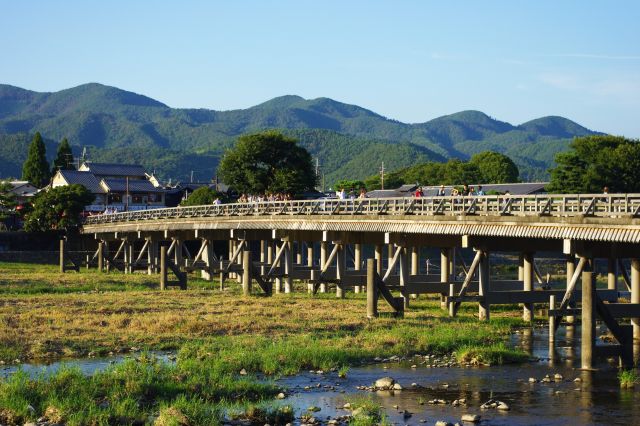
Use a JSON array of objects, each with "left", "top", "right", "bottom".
[{"left": 75, "top": 193, "right": 640, "bottom": 369}]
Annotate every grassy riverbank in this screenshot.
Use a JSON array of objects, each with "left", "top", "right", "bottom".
[{"left": 0, "top": 262, "right": 528, "bottom": 425}]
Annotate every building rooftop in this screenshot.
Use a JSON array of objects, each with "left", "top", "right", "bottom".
[
  {"left": 101, "top": 178, "right": 164, "bottom": 193},
  {"left": 57, "top": 170, "right": 106, "bottom": 194}
]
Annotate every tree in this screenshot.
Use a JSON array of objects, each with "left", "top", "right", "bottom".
[
  {"left": 180, "top": 186, "right": 223, "bottom": 206},
  {"left": 0, "top": 181, "right": 17, "bottom": 220},
  {"left": 548, "top": 135, "right": 640, "bottom": 193},
  {"left": 218, "top": 131, "right": 317, "bottom": 195},
  {"left": 469, "top": 151, "right": 519, "bottom": 183},
  {"left": 333, "top": 179, "right": 366, "bottom": 191},
  {"left": 23, "top": 184, "right": 94, "bottom": 232},
  {"left": 52, "top": 138, "right": 74, "bottom": 172},
  {"left": 22, "top": 132, "right": 51, "bottom": 188}
]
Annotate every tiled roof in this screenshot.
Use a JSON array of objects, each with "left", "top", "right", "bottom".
[
  {"left": 397, "top": 184, "right": 419, "bottom": 193},
  {"left": 58, "top": 170, "right": 106, "bottom": 194},
  {"left": 422, "top": 182, "right": 548, "bottom": 196},
  {"left": 101, "top": 178, "right": 164, "bottom": 193},
  {"left": 80, "top": 162, "right": 146, "bottom": 178},
  {"left": 366, "top": 189, "right": 405, "bottom": 198}
]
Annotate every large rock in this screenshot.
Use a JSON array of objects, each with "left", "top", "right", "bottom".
[
  {"left": 461, "top": 414, "right": 481, "bottom": 423},
  {"left": 374, "top": 377, "right": 395, "bottom": 389}
]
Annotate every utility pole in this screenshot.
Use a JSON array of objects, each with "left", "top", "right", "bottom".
[
  {"left": 380, "top": 162, "right": 385, "bottom": 190},
  {"left": 190, "top": 170, "right": 194, "bottom": 183}
]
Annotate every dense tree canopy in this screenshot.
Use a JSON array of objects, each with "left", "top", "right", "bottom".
[
  {"left": 362, "top": 151, "right": 520, "bottom": 190},
  {"left": 469, "top": 151, "right": 519, "bottom": 183},
  {"left": 0, "top": 181, "right": 17, "bottom": 220},
  {"left": 24, "top": 184, "right": 94, "bottom": 232},
  {"left": 547, "top": 135, "right": 640, "bottom": 193},
  {"left": 218, "top": 131, "right": 317, "bottom": 195},
  {"left": 180, "top": 186, "right": 224, "bottom": 206},
  {"left": 52, "top": 138, "right": 74, "bottom": 172},
  {"left": 22, "top": 132, "right": 51, "bottom": 188},
  {"left": 333, "top": 179, "right": 366, "bottom": 191}
]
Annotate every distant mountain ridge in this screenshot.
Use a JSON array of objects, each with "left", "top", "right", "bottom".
[{"left": 0, "top": 83, "right": 601, "bottom": 183}]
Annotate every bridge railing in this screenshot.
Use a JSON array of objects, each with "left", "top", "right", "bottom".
[{"left": 83, "top": 193, "right": 640, "bottom": 225}]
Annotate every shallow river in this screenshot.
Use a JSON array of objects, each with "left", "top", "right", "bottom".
[{"left": 1, "top": 325, "right": 638, "bottom": 426}]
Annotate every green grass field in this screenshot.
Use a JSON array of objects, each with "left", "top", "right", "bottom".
[{"left": 0, "top": 261, "right": 528, "bottom": 425}]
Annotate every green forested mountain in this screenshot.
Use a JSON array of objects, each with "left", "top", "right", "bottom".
[{"left": 0, "top": 83, "right": 601, "bottom": 184}]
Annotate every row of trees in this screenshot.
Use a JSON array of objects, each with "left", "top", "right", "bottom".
[{"left": 21, "top": 132, "right": 74, "bottom": 188}]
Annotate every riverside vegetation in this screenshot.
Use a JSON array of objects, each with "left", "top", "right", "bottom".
[{"left": 0, "top": 262, "right": 528, "bottom": 425}]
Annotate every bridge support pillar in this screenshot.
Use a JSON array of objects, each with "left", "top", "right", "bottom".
[
  {"left": 242, "top": 249, "right": 252, "bottom": 296},
  {"left": 518, "top": 253, "right": 524, "bottom": 281},
  {"left": 367, "top": 259, "right": 378, "bottom": 318},
  {"left": 374, "top": 244, "right": 383, "bottom": 274},
  {"left": 307, "top": 241, "right": 314, "bottom": 293},
  {"left": 440, "top": 248, "right": 451, "bottom": 309},
  {"left": 97, "top": 241, "right": 104, "bottom": 272},
  {"left": 319, "top": 242, "right": 327, "bottom": 293},
  {"left": 566, "top": 255, "right": 576, "bottom": 324},
  {"left": 59, "top": 239, "right": 65, "bottom": 273},
  {"left": 523, "top": 252, "right": 534, "bottom": 322},
  {"left": 284, "top": 241, "right": 292, "bottom": 293},
  {"left": 148, "top": 239, "right": 158, "bottom": 275},
  {"left": 608, "top": 257, "right": 618, "bottom": 290},
  {"left": 173, "top": 238, "right": 183, "bottom": 272},
  {"left": 478, "top": 251, "right": 490, "bottom": 321},
  {"left": 410, "top": 246, "right": 419, "bottom": 299},
  {"left": 336, "top": 243, "right": 346, "bottom": 299},
  {"left": 160, "top": 246, "right": 167, "bottom": 290},
  {"left": 399, "top": 246, "right": 409, "bottom": 308},
  {"left": 581, "top": 258, "right": 595, "bottom": 370},
  {"left": 631, "top": 258, "right": 640, "bottom": 363},
  {"left": 354, "top": 243, "right": 362, "bottom": 293},
  {"left": 201, "top": 239, "right": 214, "bottom": 281}
]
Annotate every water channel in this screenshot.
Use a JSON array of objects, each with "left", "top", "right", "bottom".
[{"left": 1, "top": 325, "right": 638, "bottom": 426}]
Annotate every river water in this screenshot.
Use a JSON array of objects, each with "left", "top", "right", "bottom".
[{"left": 1, "top": 325, "right": 638, "bottom": 426}]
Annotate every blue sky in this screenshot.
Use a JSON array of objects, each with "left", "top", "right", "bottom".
[{"left": 2, "top": 1, "right": 639, "bottom": 136}]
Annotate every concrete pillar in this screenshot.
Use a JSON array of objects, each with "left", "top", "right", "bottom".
[
  {"left": 59, "top": 239, "right": 65, "bottom": 273},
  {"left": 274, "top": 242, "right": 282, "bottom": 294},
  {"left": 518, "top": 253, "right": 524, "bottom": 281},
  {"left": 307, "top": 242, "right": 314, "bottom": 267},
  {"left": 296, "top": 241, "right": 303, "bottom": 265},
  {"left": 319, "top": 242, "right": 327, "bottom": 293},
  {"left": 97, "top": 241, "right": 104, "bottom": 272},
  {"left": 632, "top": 259, "right": 640, "bottom": 355},
  {"left": 148, "top": 240, "right": 159, "bottom": 275},
  {"left": 410, "top": 246, "right": 419, "bottom": 299},
  {"left": 566, "top": 255, "right": 576, "bottom": 324},
  {"left": 549, "top": 294, "right": 556, "bottom": 345},
  {"left": 284, "top": 241, "right": 292, "bottom": 293},
  {"left": 354, "top": 243, "right": 362, "bottom": 293},
  {"left": 306, "top": 242, "right": 314, "bottom": 293},
  {"left": 127, "top": 243, "right": 134, "bottom": 274},
  {"left": 336, "top": 244, "right": 346, "bottom": 299},
  {"left": 478, "top": 251, "right": 490, "bottom": 321},
  {"left": 366, "top": 259, "right": 378, "bottom": 318},
  {"left": 448, "top": 283, "right": 455, "bottom": 317},
  {"left": 260, "top": 240, "right": 266, "bottom": 263},
  {"left": 523, "top": 252, "right": 534, "bottom": 322},
  {"left": 173, "top": 238, "right": 183, "bottom": 270},
  {"left": 201, "top": 239, "right": 213, "bottom": 280},
  {"left": 387, "top": 244, "right": 394, "bottom": 269},
  {"left": 581, "top": 258, "right": 595, "bottom": 370},
  {"left": 411, "top": 246, "right": 419, "bottom": 276},
  {"left": 242, "top": 249, "right": 252, "bottom": 296},
  {"left": 440, "top": 248, "right": 451, "bottom": 309},
  {"left": 399, "top": 247, "right": 409, "bottom": 308},
  {"left": 608, "top": 257, "right": 618, "bottom": 290},
  {"left": 374, "top": 245, "right": 383, "bottom": 274},
  {"left": 160, "top": 246, "right": 167, "bottom": 290}
]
